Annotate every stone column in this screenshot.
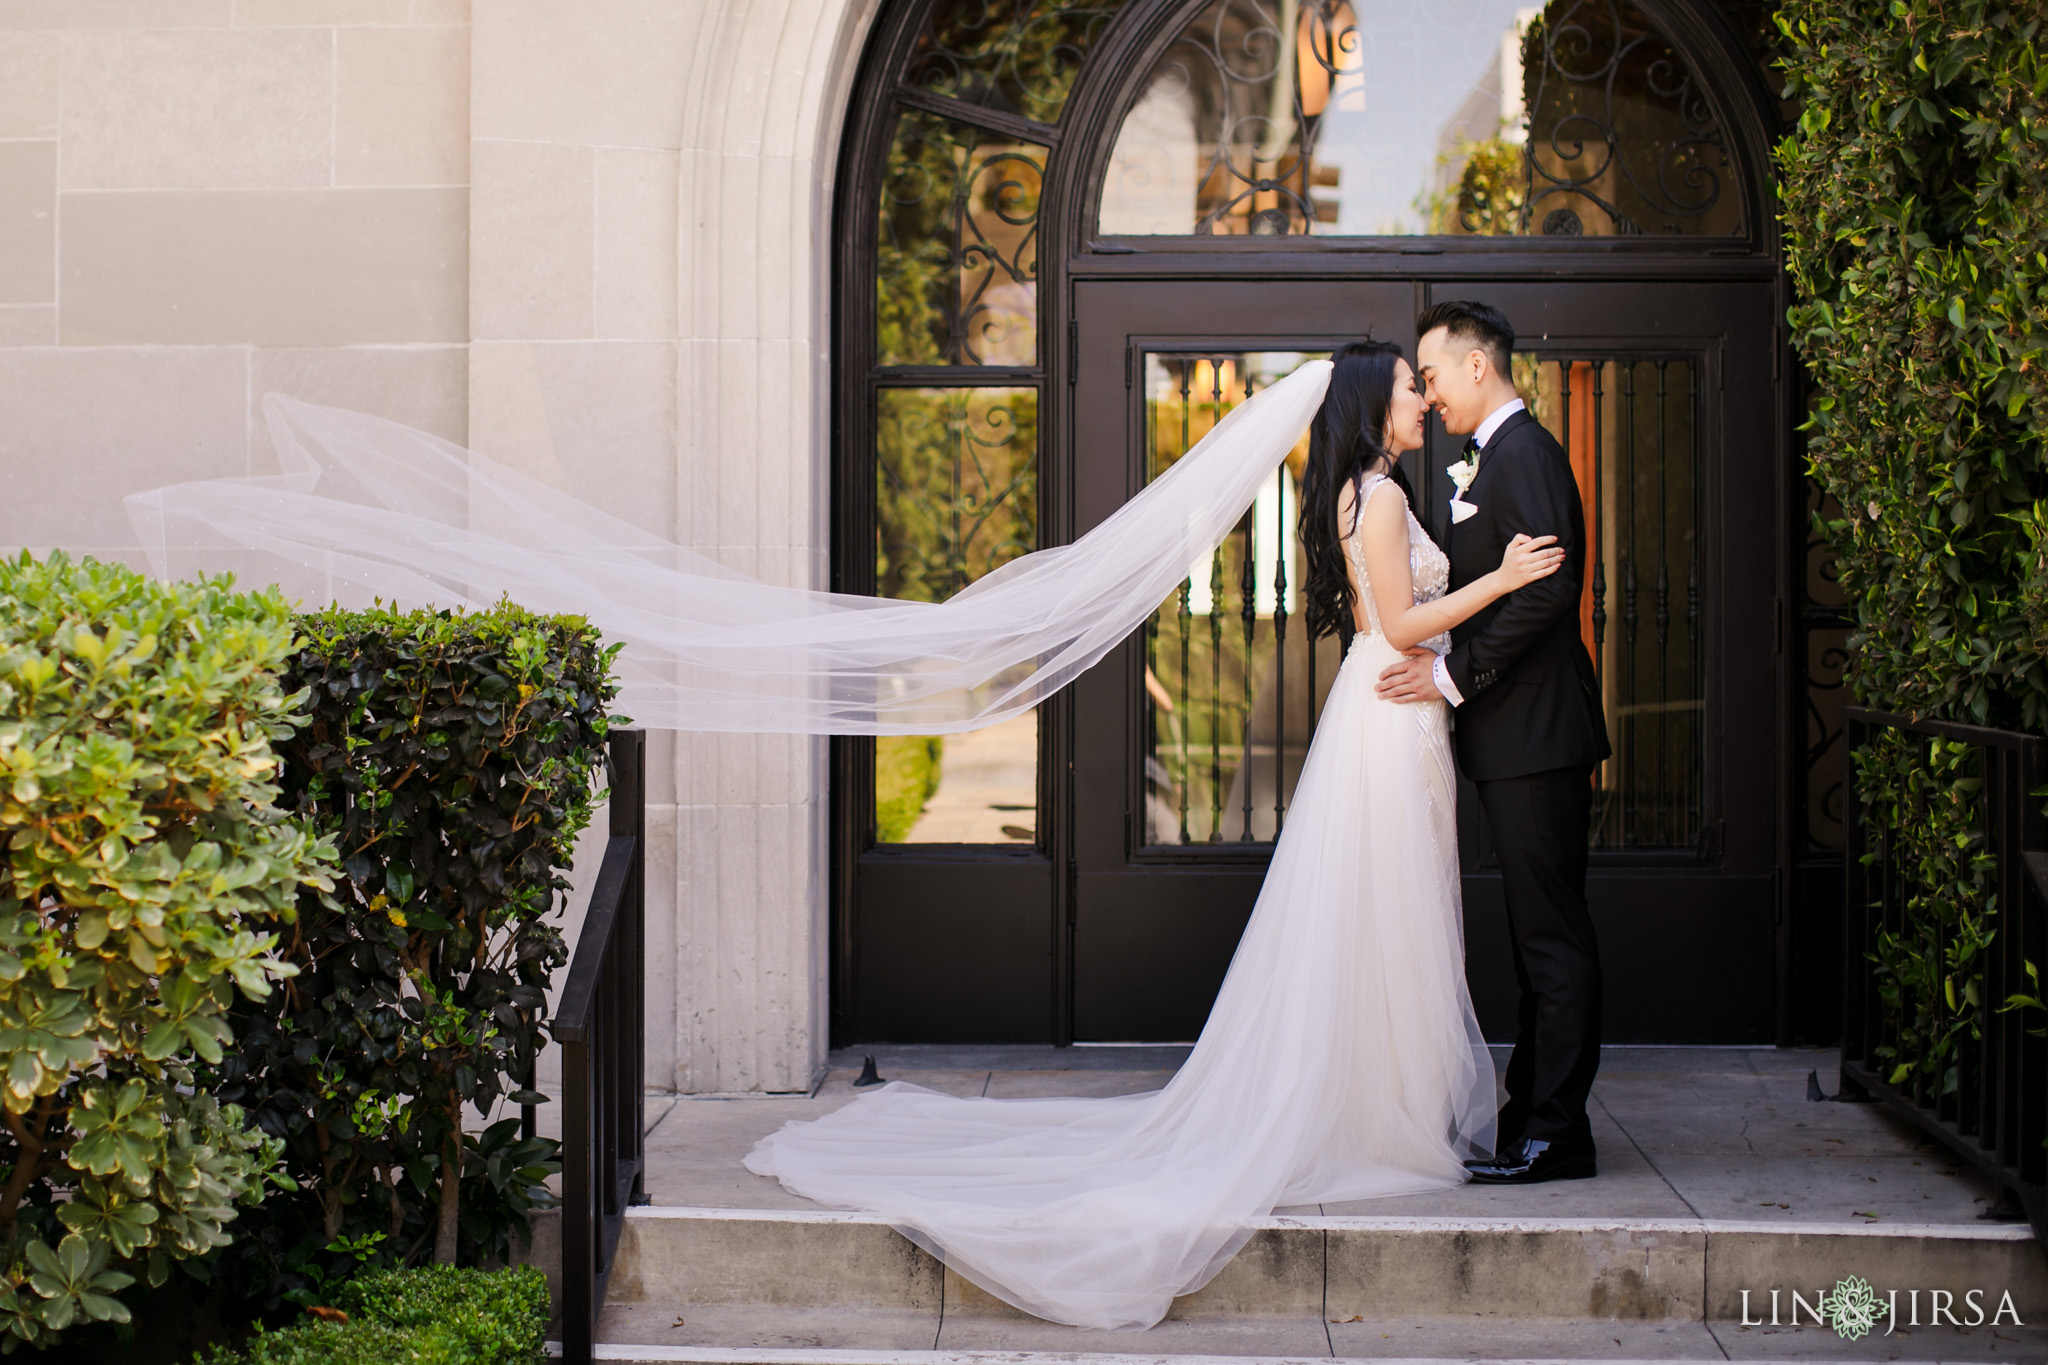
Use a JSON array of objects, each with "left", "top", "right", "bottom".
[
  {"left": 671, "top": 0, "right": 877, "bottom": 1094},
  {"left": 470, "top": 0, "right": 875, "bottom": 1095}
]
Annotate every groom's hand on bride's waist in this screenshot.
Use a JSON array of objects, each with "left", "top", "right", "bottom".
[{"left": 1375, "top": 650, "right": 1444, "bottom": 705}]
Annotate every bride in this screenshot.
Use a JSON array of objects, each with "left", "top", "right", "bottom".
[{"left": 742, "top": 340, "right": 1565, "bottom": 1330}]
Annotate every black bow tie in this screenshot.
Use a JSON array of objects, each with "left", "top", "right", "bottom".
[{"left": 1462, "top": 436, "right": 1482, "bottom": 457}]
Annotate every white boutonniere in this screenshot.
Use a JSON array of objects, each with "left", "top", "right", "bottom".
[{"left": 1446, "top": 454, "right": 1480, "bottom": 524}]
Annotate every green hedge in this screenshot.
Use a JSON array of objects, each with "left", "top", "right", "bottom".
[
  {"left": 1777, "top": 2, "right": 2048, "bottom": 1083},
  {"left": 203, "top": 1265, "right": 546, "bottom": 1365},
  {"left": 213, "top": 603, "right": 619, "bottom": 1308},
  {"left": 875, "top": 735, "right": 942, "bottom": 842},
  {"left": 0, "top": 553, "right": 331, "bottom": 1351}
]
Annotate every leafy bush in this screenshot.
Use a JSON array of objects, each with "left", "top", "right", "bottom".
[
  {"left": 0, "top": 552, "right": 330, "bottom": 1350},
  {"left": 205, "top": 1264, "right": 547, "bottom": 1365},
  {"left": 211, "top": 603, "right": 618, "bottom": 1306},
  {"left": 1778, "top": 3, "right": 2048, "bottom": 1078}
]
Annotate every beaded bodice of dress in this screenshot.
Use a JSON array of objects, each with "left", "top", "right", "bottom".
[{"left": 1345, "top": 473, "right": 1452, "bottom": 656}]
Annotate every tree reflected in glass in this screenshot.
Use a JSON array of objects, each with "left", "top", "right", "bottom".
[
  {"left": 878, "top": 111, "right": 1044, "bottom": 365},
  {"left": 1099, "top": 0, "right": 1744, "bottom": 238},
  {"left": 907, "top": 0, "right": 1132, "bottom": 125}
]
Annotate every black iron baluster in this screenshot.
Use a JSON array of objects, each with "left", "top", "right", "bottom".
[
  {"left": 948, "top": 395, "right": 966, "bottom": 597},
  {"left": 946, "top": 161, "right": 967, "bottom": 364},
  {"left": 1590, "top": 361, "right": 1607, "bottom": 843},
  {"left": 1177, "top": 578, "right": 1192, "bottom": 845},
  {"left": 1559, "top": 357, "right": 1573, "bottom": 543},
  {"left": 1177, "top": 360, "right": 1193, "bottom": 845},
  {"left": 1239, "top": 371, "right": 1258, "bottom": 842},
  {"left": 1273, "top": 462, "right": 1290, "bottom": 840},
  {"left": 1687, "top": 360, "right": 1702, "bottom": 843},
  {"left": 1655, "top": 361, "right": 1671, "bottom": 845},
  {"left": 1555, "top": 356, "right": 1588, "bottom": 792},
  {"left": 1145, "top": 607, "right": 1160, "bottom": 847},
  {"left": 1622, "top": 362, "right": 1638, "bottom": 847},
  {"left": 1208, "top": 361, "right": 1225, "bottom": 843},
  {"left": 1304, "top": 584, "right": 1317, "bottom": 777},
  {"left": 1559, "top": 356, "right": 1571, "bottom": 459},
  {"left": 557, "top": 729, "right": 645, "bottom": 1365},
  {"left": 1589, "top": 358, "right": 1605, "bottom": 654}
]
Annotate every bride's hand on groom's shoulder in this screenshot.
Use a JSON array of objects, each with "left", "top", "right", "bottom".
[{"left": 1495, "top": 533, "right": 1565, "bottom": 591}]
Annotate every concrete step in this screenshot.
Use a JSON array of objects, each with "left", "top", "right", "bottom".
[
  {"left": 570, "top": 1048, "right": 2048, "bottom": 1360},
  {"left": 572, "top": 1356, "right": 2025, "bottom": 1365},
  {"left": 608, "top": 1205, "right": 2045, "bottom": 1325},
  {"left": 572, "top": 1318, "right": 2044, "bottom": 1364}
]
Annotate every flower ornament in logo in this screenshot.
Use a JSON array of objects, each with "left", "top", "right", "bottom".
[{"left": 1820, "top": 1276, "right": 1882, "bottom": 1341}]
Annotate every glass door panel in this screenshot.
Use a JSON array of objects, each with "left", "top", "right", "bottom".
[
  {"left": 1138, "top": 352, "right": 1340, "bottom": 846},
  {"left": 872, "top": 385, "right": 1040, "bottom": 844},
  {"left": 1067, "top": 278, "right": 1418, "bottom": 1043},
  {"left": 1519, "top": 356, "right": 1704, "bottom": 850}
]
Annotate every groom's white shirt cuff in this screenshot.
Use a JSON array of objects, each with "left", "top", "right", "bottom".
[{"left": 1432, "top": 654, "right": 1465, "bottom": 707}]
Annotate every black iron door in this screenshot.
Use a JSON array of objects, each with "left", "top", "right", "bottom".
[{"left": 1069, "top": 276, "right": 1780, "bottom": 1043}]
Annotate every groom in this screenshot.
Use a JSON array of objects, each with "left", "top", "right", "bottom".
[{"left": 1375, "top": 301, "right": 1611, "bottom": 1184}]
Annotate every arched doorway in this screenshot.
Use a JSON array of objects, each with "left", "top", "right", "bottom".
[{"left": 830, "top": 0, "right": 1807, "bottom": 1047}]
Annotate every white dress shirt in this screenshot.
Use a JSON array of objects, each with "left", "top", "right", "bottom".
[{"left": 1433, "top": 397, "right": 1527, "bottom": 707}]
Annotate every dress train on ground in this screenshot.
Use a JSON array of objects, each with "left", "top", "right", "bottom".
[{"left": 744, "top": 631, "right": 1498, "bottom": 1329}]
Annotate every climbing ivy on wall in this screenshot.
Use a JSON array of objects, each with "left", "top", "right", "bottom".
[
  {"left": 1776, "top": 0, "right": 2047, "bottom": 1083},
  {"left": 1779, "top": 0, "right": 2048, "bottom": 722}
]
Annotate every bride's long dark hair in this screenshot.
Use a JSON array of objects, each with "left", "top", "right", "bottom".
[{"left": 1298, "top": 340, "right": 1424, "bottom": 649}]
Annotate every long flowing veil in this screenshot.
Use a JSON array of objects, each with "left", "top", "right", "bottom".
[
  {"left": 121, "top": 354, "right": 1498, "bottom": 1329},
  {"left": 124, "top": 362, "right": 1333, "bottom": 735}
]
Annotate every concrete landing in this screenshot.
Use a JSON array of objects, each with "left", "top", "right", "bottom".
[
  {"left": 592, "top": 1047, "right": 2048, "bottom": 1362},
  {"left": 633, "top": 1045, "right": 2016, "bottom": 1225}
]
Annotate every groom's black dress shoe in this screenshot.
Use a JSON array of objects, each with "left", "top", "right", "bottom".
[
  {"left": 1464, "top": 1137, "right": 1596, "bottom": 1184},
  {"left": 1464, "top": 1123, "right": 1524, "bottom": 1172}
]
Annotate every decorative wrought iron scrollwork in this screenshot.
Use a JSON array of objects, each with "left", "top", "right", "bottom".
[
  {"left": 875, "top": 388, "right": 1039, "bottom": 603},
  {"left": 1513, "top": 0, "right": 1738, "bottom": 236},
  {"left": 1099, "top": 0, "right": 1743, "bottom": 238},
  {"left": 878, "top": 110, "right": 1046, "bottom": 366},
  {"left": 907, "top": 0, "right": 1131, "bottom": 126},
  {"left": 1107, "top": 0, "right": 1356, "bottom": 236}
]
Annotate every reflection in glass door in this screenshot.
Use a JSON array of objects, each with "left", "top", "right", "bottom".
[
  {"left": 1138, "top": 352, "right": 1341, "bottom": 846},
  {"left": 1135, "top": 350, "right": 1710, "bottom": 856},
  {"left": 1098, "top": 0, "right": 1746, "bottom": 239},
  {"left": 1518, "top": 354, "right": 1705, "bottom": 850},
  {"left": 871, "top": 386, "right": 1040, "bottom": 845},
  {"left": 865, "top": 98, "right": 1051, "bottom": 847}
]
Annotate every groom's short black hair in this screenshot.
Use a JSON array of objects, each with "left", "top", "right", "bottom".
[{"left": 1415, "top": 300, "right": 1514, "bottom": 377}]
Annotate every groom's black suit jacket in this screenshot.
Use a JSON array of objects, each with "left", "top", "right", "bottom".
[{"left": 1444, "top": 409, "right": 1611, "bottom": 782}]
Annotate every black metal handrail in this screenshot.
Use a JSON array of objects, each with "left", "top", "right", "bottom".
[
  {"left": 551, "top": 728, "right": 647, "bottom": 1364},
  {"left": 1841, "top": 706, "right": 2047, "bottom": 1243}
]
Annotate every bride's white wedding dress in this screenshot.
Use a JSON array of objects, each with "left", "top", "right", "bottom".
[{"left": 745, "top": 474, "right": 1498, "bottom": 1330}]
